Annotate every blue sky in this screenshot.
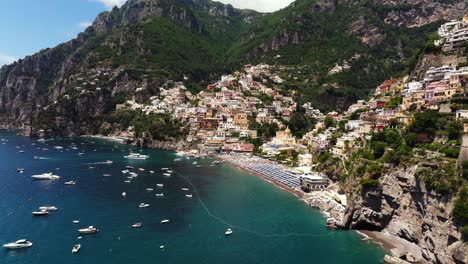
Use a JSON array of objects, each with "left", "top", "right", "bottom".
[{"left": 0, "top": 0, "right": 293, "bottom": 66}]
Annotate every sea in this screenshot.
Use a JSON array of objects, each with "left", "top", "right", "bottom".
[{"left": 0, "top": 131, "right": 385, "bottom": 264}]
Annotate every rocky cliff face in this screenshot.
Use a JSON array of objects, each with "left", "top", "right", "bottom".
[{"left": 342, "top": 166, "right": 468, "bottom": 263}]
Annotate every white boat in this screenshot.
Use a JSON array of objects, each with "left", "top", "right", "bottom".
[
  {"left": 72, "top": 244, "right": 81, "bottom": 253},
  {"left": 139, "top": 203, "right": 150, "bottom": 208},
  {"left": 124, "top": 180, "right": 131, "bottom": 183},
  {"left": 122, "top": 192, "right": 127, "bottom": 198},
  {"left": 161, "top": 168, "right": 169, "bottom": 170},
  {"left": 131, "top": 223, "right": 142, "bottom": 228},
  {"left": 18, "top": 150, "right": 25, "bottom": 154},
  {"left": 122, "top": 170, "right": 129, "bottom": 174},
  {"left": 181, "top": 188, "right": 189, "bottom": 191},
  {"left": 146, "top": 188, "right": 154, "bottom": 191},
  {"left": 160, "top": 219, "right": 170, "bottom": 224},
  {"left": 157, "top": 184, "right": 164, "bottom": 188},
  {"left": 192, "top": 162, "right": 197, "bottom": 165},
  {"left": 124, "top": 153, "right": 149, "bottom": 160},
  {"left": 17, "top": 168, "right": 25, "bottom": 173},
  {"left": 39, "top": 206, "right": 57, "bottom": 211},
  {"left": 160, "top": 245, "right": 165, "bottom": 249},
  {"left": 155, "top": 193, "right": 164, "bottom": 197},
  {"left": 129, "top": 172, "right": 138, "bottom": 177},
  {"left": 31, "top": 173, "right": 60, "bottom": 180},
  {"left": 73, "top": 220, "right": 80, "bottom": 224},
  {"left": 185, "top": 194, "right": 193, "bottom": 198},
  {"left": 167, "top": 170, "right": 173, "bottom": 173},
  {"left": 78, "top": 226, "right": 98, "bottom": 234},
  {"left": 32, "top": 210, "right": 49, "bottom": 216},
  {"left": 163, "top": 173, "right": 171, "bottom": 177},
  {"left": 3, "top": 239, "right": 33, "bottom": 249},
  {"left": 64, "top": 181, "right": 76, "bottom": 185},
  {"left": 150, "top": 171, "right": 155, "bottom": 174},
  {"left": 225, "top": 228, "right": 233, "bottom": 236}
]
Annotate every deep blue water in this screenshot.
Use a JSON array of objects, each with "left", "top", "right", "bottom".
[{"left": 0, "top": 131, "right": 385, "bottom": 263}]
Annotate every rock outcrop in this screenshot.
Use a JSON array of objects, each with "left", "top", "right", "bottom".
[{"left": 343, "top": 166, "right": 467, "bottom": 263}]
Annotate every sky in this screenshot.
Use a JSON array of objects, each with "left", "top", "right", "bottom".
[{"left": 0, "top": 0, "right": 294, "bottom": 66}]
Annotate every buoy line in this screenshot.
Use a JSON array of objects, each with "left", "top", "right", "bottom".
[{"left": 172, "top": 168, "right": 333, "bottom": 238}]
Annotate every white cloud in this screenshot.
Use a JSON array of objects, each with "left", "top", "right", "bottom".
[
  {"left": 0, "top": 53, "right": 16, "bottom": 65},
  {"left": 79, "top": 21, "right": 93, "bottom": 29},
  {"left": 217, "top": 0, "right": 294, "bottom": 12},
  {"left": 96, "top": 0, "right": 127, "bottom": 9}
]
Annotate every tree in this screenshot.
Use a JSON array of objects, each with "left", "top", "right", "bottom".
[{"left": 324, "top": 116, "right": 335, "bottom": 128}]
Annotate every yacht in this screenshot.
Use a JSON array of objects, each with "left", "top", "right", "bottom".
[
  {"left": 39, "top": 206, "right": 57, "bottom": 211},
  {"left": 78, "top": 226, "right": 98, "bottom": 234},
  {"left": 3, "top": 239, "right": 33, "bottom": 249},
  {"left": 72, "top": 244, "right": 81, "bottom": 253},
  {"left": 225, "top": 228, "right": 233, "bottom": 236},
  {"left": 139, "top": 203, "right": 150, "bottom": 208},
  {"left": 185, "top": 194, "right": 193, "bottom": 198},
  {"left": 124, "top": 153, "right": 149, "bottom": 160},
  {"left": 131, "top": 223, "right": 142, "bottom": 228},
  {"left": 32, "top": 210, "right": 49, "bottom": 216},
  {"left": 160, "top": 219, "right": 170, "bottom": 224},
  {"left": 31, "top": 173, "right": 60, "bottom": 180},
  {"left": 64, "top": 181, "right": 76, "bottom": 185}
]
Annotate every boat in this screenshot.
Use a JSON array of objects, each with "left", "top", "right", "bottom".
[
  {"left": 150, "top": 171, "right": 155, "bottom": 174},
  {"left": 163, "top": 173, "right": 171, "bottom": 177},
  {"left": 146, "top": 188, "right": 154, "bottom": 191},
  {"left": 161, "top": 168, "right": 169, "bottom": 170},
  {"left": 31, "top": 173, "right": 60, "bottom": 180},
  {"left": 121, "top": 170, "right": 129, "bottom": 174},
  {"left": 131, "top": 223, "right": 142, "bottom": 228},
  {"left": 3, "top": 239, "right": 33, "bottom": 249},
  {"left": 39, "top": 206, "right": 57, "bottom": 211},
  {"left": 72, "top": 244, "right": 81, "bottom": 253},
  {"left": 64, "top": 181, "right": 76, "bottom": 185},
  {"left": 129, "top": 172, "right": 138, "bottom": 177},
  {"left": 181, "top": 188, "right": 190, "bottom": 191},
  {"left": 124, "top": 153, "right": 149, "bottom": 160},
  {"left": 122, "top": 192, "right": 127, "bottom": 198},
  {"left": 185, "top": 194, "right": 193, "bottom": 198},
  {"left": 17, "top": 168, "right": 25, "bottom": 173},
  {"left": 126, "top": 166, "right": 134, "bottom": 169},
  {"left": 157, "top": 184, "right": 164, "bottom": 188},
  {"left": 167, "top": 170, "right": 173, "bottom": 173},
  {"left": 78, "top": 226, "right": 98, "bottom": 234},
  {"left": 78, "top": 153, "right": 85, "bottom": 155},
  {"left": 138, "top": 168, "right": 145, "bottom": 172},
  {"left": 160, "top": 245, "right": 165, "bottom": 249},
  {"left": 160, "top": 219, "right": 170, "bottom": 224},
  {"left": 124, "top": 180, "right": 131, "bottom": 183},
  {"left": 18, "top": 150, "right": 25, "bottom": 154},
  {"left": 139, "top": 203, "right": 150, "bottom": 208},
  {"left": 225, "top": 228, "right": 233, "bottom": 236},
  {"left": 32, "top": 210, "right": 49, "bottom": 216},
  {"left": 73, "top": 220, "right": 80, "bottom": 224},
  {"left": 155, "top": 193, "right": 164, "bottom": 197}
]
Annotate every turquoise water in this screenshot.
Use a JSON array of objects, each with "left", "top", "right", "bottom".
[{"left": 0, "top": 131, "right": 385, "bottom": 263}]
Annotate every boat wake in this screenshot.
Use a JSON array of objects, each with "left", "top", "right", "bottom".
[
  {"left": 86, "top": 160, "right": 113, "bottom": 165},
  {"left": 172, "top": 169, "right": 333, "bottom": 238},
  {"left": 34, "top": 156, "right": 51, "bottom": 160}
]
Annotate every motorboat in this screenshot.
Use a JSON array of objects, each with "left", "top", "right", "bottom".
[
  {"left": 122, "top": 192, "right": 127, "bottom": 198},
  {"left": 157, "top": 184, "right": 164, "bottom": 188},
  {"left": 160, "top": 219, "right": 170, "bottom": 224},
  {"left": 72, "top": 244, "right": 81, "bottom": 253},
  {"left": 54, "top": 146, "right": 64, "bottom": 150},
  {"left": 124, "top": 180, "right": 131, "bottom": 183},
  {"left": 161, "top": 168, "right": 169, "bottom": 170},
  {"left": 181, "top": 188, "right": 190, "bottom": 191},
  {"left": 32, "top": 210, "right": 49, "bottom": 216},
  {"left": 18, "top": 150, "right": 25, "bottom": 154},
  {"left": 73, "top": 220, "right": 80, "bottom": 224},
  {"left": 124, "top": 153, "right": 149, "bottom": 160},
  {"left": 3, "top": 239, "right": 33, "bottom": 249},
  {"left": 121, "top": 170, "right": 130, "bottom": 174},
  {"left": 146, "top": 188, "right": 154, "bottom": 191},
  {"left": 155, "top": 193, "right": 164, "bottom": 197},
  {"left": 139, "top": 203, "right": 150, "bottom": 208},
  {"left": 225, "top": 228, "right": 233, "bottom": 236},
  {"left": 138, "top": 168, "right": 145, "bottom": 172},
  {"left": 65, "top": 181, "right": 76, "bottom": 185},
  {"left": 104, "top": 160, "right": 113, "bottom": 164},
  {"left": 163, "top": 173, "right": 171, "bottom": 177},
  {"left": 39, "top": 206, "right": 57, "bottom": 211},
  {"left": 185, "top": 194, "right": 193, "bottom": 198},
  {"left": 167, "top": 170, "right": 173, "bottom": 173},
  {"left": 103, "top": 174, "right": 111, "bottom": 177},
  {"left": 78, "top": 226, "right": 98, "bottom": 234},
  {"left": 17, "top": 168, "right": 25, "bottom": 173},
  {"left": 160, "top": 245, "right": 165, "bottom": 250},
  {"left": 129, "top": 172, "right": 138, "bottom": 177},
  {"left": 31, "top": 173, "right": 60, "bottom": 180},
  {"left": 150, "top": 171, "right": 155, "bottom": 174},
  {"left": 131, "top": 223, "right": 142, "bottom": 228}
]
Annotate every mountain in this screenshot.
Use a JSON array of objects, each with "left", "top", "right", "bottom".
[{"left": 0, "top": 0, "right": 466, "bottom": 136}]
